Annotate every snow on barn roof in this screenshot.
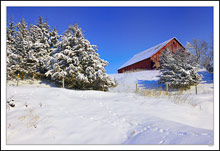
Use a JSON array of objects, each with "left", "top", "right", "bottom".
[{"left": 119, "top": 37, "right": 179, "bottom": 69}]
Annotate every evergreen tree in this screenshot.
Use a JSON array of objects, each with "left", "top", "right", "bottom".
[
  {"left": 36, "top": 16, "right": 51, "bottom": 50},
  {"left": 46, "top": 24, "right": 115, "bottom": 90},
  {"left": 29, "top": 16, "right": 55, "bottom": 76},
  {"left": 15, "top": 18, "right": 35, "bottom": 79},
  {"left": 49, "top": 27, "right": 61, "bottom": 52},
  {"left": 158, "top": 48, "right": 201, "bottom": 89},
  {"left": 43, "top": 27, "right": 61, "bottom": 76},
  {"left": 6, "top": 17, "right": 21, "bottom": 79}
]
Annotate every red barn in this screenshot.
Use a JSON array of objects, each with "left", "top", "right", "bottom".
[{"left": 118, "top": 37, "right": 185, "bottom": 73}]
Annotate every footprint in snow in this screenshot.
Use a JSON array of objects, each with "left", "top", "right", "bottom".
[
  {"left": 200, "top": 133, "right": 209, "bottom": 136},
  {"left": 130, "top": 130, "right": 137, "bottom": 137},
  {"left": 138, "top": 129, "right": 144, "bottom": 133},
  {"left": 192, "top": 132, "right": 200, "bottom": 136},
  {"left": 159, "top": 140, "right": 165, "bottom": 144},
  {"left": 162, "top": 135, "right": 167, "bottom": 139},
  {"left": 152, "top": 127, "right": 159, "bottom": 131},
  {"left": 177, "top": 132, "right": 187, "bottom": 135}
]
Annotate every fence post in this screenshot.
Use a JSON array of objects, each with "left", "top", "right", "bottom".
[
  {"left": 166, "top": 83, "right": 169, "bottom": 95},
  {"left": 17, "top": 73, "right": 19, "bottom": 86},
  {"left": 136, "top": 83, "right": 138, "bottom": 92},
  {"left": 21, "top": 72, "right": 23, "bottom": 80},
  {"left": 103, "top": 83, "right": 105, "bottom": 91},
  {"left": 195, "top": 85, "right": 197, "bottom": 95},
  {"left": 62, "top": 77, "right": 64, "bottom": 88}
]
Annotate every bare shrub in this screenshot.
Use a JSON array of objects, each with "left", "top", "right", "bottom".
[
  {"left": 136, "top": 85, "right": 198, "bottom": 107},
  {"left": 136, "top": 87, "right": 164, "bottom": 97}
]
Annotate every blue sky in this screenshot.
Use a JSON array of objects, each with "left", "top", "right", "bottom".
[{"left": 7, "top": 7, "right": 213, "bottom": 74}]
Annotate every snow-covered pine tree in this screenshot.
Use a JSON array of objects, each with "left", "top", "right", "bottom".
[
  {"left": 15, "top": 18, "right": 36, "bottom": 79},
  {"left": 158, "top": 48, "right": 201, "bottom": 89},
  {"left": 36, "top": 16, "right": 51, "bottom": 52},
  {"left": 42, "top": 27, "right": 61, "bottom": 77},
  {"left": 6, "top": 17, "right": 21, "bottom": 79},
  {"left": 49, "top": 27, "right": 61, "bottom": 53},
  {"left": 29, "top": 16, "right": 53, "bottom": 76},
  {"left": 6, "top": 17, "right": 17, "bottom": 79},
  {"left": 46, "top": 24, "right": 116, "bottom": 90},
  {"left": 158, "top": 48, "right": 175, "bottom": 85}
]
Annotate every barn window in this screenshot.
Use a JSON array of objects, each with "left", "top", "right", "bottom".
[{"left": 173, "top": 41, "right": 175, "bottom": 44}]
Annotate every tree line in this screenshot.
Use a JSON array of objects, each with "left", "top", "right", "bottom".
[{"left": 6, "top": 16, "right": 116, "bottom": 91}]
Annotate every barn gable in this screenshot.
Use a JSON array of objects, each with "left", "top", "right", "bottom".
[{"left": 118, "top": 37, "right": 185, "bottom": 73}]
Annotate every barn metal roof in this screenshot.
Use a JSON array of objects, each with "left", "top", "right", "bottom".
[{"left": 118, "top": 37, "right": 181, "bottom": 69}]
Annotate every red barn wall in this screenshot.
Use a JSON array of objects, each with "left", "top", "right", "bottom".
[
  {"left": 118, "top": 58, "right": 151, "bottom": 73},
  {"left": 150, "top": 38, "right": 183, "bottom": 68},
  {"left": 118, "top": 38, "right": 184, "bottom": 73}
]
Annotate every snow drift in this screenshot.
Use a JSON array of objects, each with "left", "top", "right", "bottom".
[{"left": 6, "top": 69, "right": 213, "bottom": 144}]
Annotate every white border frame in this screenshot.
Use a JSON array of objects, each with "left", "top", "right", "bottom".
[{"left": 1, "top": 1, "right": 219, "bottom": 150}]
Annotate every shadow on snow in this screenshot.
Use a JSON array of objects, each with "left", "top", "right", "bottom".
[
  {"left": 39, "top": 80, "right": 57, "bottom": 87},
  {"left": 137, "top": 70, "right": 213, "bottom": 91},
  {"left": 137, "top": 80, "right": 166, "bottom": 91},
  {"left": 198, "top": 71, "right": 213, "bottom": 84}
]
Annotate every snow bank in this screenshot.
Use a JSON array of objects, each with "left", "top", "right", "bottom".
[
  {"left": 124, "top": 117, "right": 213, "bottom": 144},
  {"left": 7, "top": 86, "right": 213, "bottom": 144},
  {"left": 6, "top": 69, "right": 213, "bottom": 144},
  {"left": 109, "top": 70, "right": 160, "bottom": 93}
]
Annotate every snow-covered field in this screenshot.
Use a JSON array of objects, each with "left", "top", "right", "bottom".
[{"left": 6, "top": 69, "right": 214, "bottom": 144}]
